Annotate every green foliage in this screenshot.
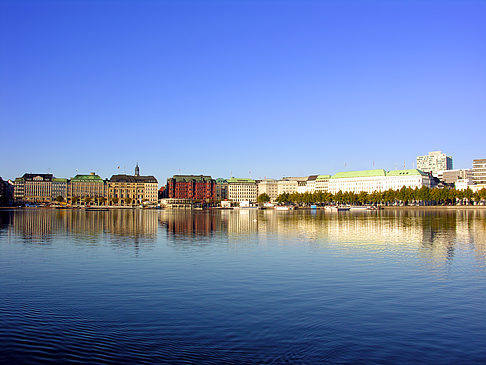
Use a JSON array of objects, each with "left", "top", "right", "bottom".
[
  {"left": 270, "top": 187, "right": 485, "bottom": 206},
  {"left": 55, "top": 196, "right": 64, "bottom": 202},
  {"left": 257, "top": 193, "right": 271, "bottom": 204}
]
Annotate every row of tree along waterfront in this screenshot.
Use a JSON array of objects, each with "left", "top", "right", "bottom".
[{"left": 257, "top": 186, "right": 486, "bottom": 206}]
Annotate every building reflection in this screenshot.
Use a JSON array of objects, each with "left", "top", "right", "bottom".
[
  {"left": 8, "top": 209, "right": 158, "bottom": 244},
  {"left": 158, "top": 208, "right": 486, "bottom": 264},
  {"left": 2, "top": 208, "right": 486, "bottom": 265}
]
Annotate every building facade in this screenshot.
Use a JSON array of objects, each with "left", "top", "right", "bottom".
[
  {"left": 439, "top": 169, "right": 472, "bottom": 184},
  {"left": 215, "top": 178, "right": 228, "bottom": 201},
  {"left": 14, "top": 174, "right": 53, "bottom": 204},
  {"left": 472, "top": 159, "right": 486, "bottom": 185},
  {"left": 416, "top": 151, "right": 453, "bottom": 177},
  {"left": 52, "top": 178, "right": 68, "bottom": 200},
  {"left": 108, "top": 165, "right": 158, "bottom": 206},
  {"left": 328, "top": 169, "right": 432, "bottom": 194},
  {"left": 228, "top": 178, "right": 258, "bottom": 203},
  {"left": 68, "top": 173, "right": 106, "bottom": 205},
  {"left": 315, "top": 175, "right": 331, "bottom": 192},
  {"left": 257, "top": 179, "right": 279, "bottom": 201},
  {"left": 166, "top": 175, "right": 216, "bottom": 201}
]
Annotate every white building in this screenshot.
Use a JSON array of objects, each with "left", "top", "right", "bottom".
[
  {"left": 278, "top": 177, "right": 302, "bottom": 195},
  {"left": 417, "top": 151, "right": 453, "bottom": 177},
  {"left": 315, "top": 175, "right": 331, "bottom": 192},
  {"left": 472, "top": 159, "right": 486, "bottom": 185},
  {"left": 438, "top": 169, "right": 472, "bottom": 184},
  {"left": 257, "top": 179, "right": 279, "bottom": 201},
  {"left": 228, "top": 178, "right": 258, "bottom": 203},
  {"left": 328, "top": 169, "right": 432, "bottom": 194},
  {"left": 455, "top": 179, "right": 473, "bottom": 191}
]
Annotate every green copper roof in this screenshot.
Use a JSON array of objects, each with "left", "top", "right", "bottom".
[
  {"left": 171, "top": 175, "right": 213, "bottom": 183},
  {"left": 316, "top": 175, "right": 331, "bottom": 181},
  {"left": 215, "top": 178, "right": 228, "bottom": 184},
  {"left": 386, "top": 169, "right": 428, "bottom": 177},
  {"left": 227, "top": 177, "right": 256, "bottom": 184},
  {"left": 331, "top": 169, "right": 386, "bottom": 179},
  {"left": 52, "top": 178, "right": 68, "bottom": 182},
  {"left": 71, "top": 174, "right": 104, "bottom": 182}
]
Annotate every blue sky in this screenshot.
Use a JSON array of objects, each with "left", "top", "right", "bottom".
[{"left": 1, "top": 0, "right": 485, "bottom": 183}]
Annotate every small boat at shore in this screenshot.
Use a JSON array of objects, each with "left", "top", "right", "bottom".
[{"left": 84, "top": 207, "right": 109, "bottom": 211}]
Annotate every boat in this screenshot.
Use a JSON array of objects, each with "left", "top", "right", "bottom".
[
  {"left": 85, "top": 207, "right": 109, "bottom": 211},
  {"left": 276, "top": 206, "right": 294, "bottom": 211}
]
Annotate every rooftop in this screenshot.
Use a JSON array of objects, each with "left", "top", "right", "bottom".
[
  {"left": 110, "top": 174, "right": 158, "bottom": 183},
  {"left": 331, "top": 169, "right": 386, "bottom": 179},
  {"left": 71, "top": 174, "right": 103, "bottom": 182},
  {"left": 170, "top": 175, "right": 214, "bottom": 183},
  {"left": 386, "top": 169, "right": 428, "bottom": 177},
  {"left": 227, "top": 177, "right": 256, "bottom": 184}
]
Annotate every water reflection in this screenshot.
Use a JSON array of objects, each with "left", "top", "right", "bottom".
[{"left": 1, "top": 208, "right": 486, "bottom": 263}]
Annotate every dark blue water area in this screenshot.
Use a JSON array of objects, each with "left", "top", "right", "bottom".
[{"left": 1, "top": 209, "right": 486, "bottom": 364}]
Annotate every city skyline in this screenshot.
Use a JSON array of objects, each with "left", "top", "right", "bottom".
[{"left": 2, "top": 1, "right": 485, "bottom": 180}]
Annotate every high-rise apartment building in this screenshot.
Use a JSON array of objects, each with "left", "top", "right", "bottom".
[
  {"left": 472, "top": 159, "right": 486, "bottom": 185},
  {"left": 416, "top": 151, "right": 453, "bottom": 177}
]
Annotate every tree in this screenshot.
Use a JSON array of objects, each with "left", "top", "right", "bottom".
[
  {"left": 125, "top": 197, "right": 132, "bottom": 206},
  {"left": 72, "top": 196, "right": 78, "bottom": 205},
  {"left": 84, "top": 197, "right": 92, "bottom": 205},
  {"left": 55, "top": 196, "right": 65, "bottom": 203},
  {"left": 99, "top": 197, "right": 107, "bottom": 206},
  {"left": 257, "top": 193, "right": 270, "bottom": 204},
  {"left": 111, "top": 197, "right": 119, "bottom": 205}
]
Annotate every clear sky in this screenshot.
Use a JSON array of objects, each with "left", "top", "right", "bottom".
[{"left": 1, "top": 0, "right": 485, "bottom": 183}]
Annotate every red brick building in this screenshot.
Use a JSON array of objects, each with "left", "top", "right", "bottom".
[{"left": 166, "top": 175, "right": 216, "bottom": 200}]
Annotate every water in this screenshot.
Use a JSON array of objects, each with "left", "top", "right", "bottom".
[{"left": 1, "top": 208, "right": 486, "bottom": 364}]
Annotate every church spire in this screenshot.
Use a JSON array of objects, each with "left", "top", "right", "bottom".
[{"left": 135, "top": 163, "right": 140, "bottom": 176}]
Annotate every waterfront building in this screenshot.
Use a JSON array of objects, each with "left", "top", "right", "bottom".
[
  {"left": 52, "top": 178, "right": 68, "bottom": 201},
  {"left": 68, "top": 173, "right": 106, "bottom": 205},
  {"left": 108, "top": 165, "right": 158, "bottom": 206},
  {"left": 278, "top": 177, "right": 307, "bottom": 195},
  {"left": 315, "top": 175, "right": 331, "bottom": 192},
  {"left": 455, "top": 179, "right": 473, "bottom": 191},
  {"left": 258, "top": 179, "right": 278, "bottom": 201},
  {"left": 0, "top": 177, "right": 10, "bottom": 206},
  {"left": 328, "top": 169, "right": 432, "bottom": 194},
  {"left": 215, "top": 178, "right": 228, "bottom": 201},
  {"left": 385, "top": 169, "right": 432, "bottom": 191},
  {"left": 228, "top": 178, "right": 257, "bottom": 203},
  {"left": 416, "top": 151, "right": 453, "bottom": 177},
  {"left": 439, "top": 169, "right": 472, "bottom": 184},
  {"left": 472, "top": 159, "right": 486, "bottom": 185},
  {"left": 166, "top": 175, "right": 216, "bottom": 201},
  {"left": 304, "top": 175, "right": 318, "bottom": 194},
  {"left": 13, "top": 177, "right": 24, "bottom": 203},
  {"left": 14, "top": 173, "right": 53, "bottom": 204},
  {"left": 329, "top": 170, "right": 387, "bottom": 194}
]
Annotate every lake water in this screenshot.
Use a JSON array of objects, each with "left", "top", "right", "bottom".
[{"left": 1, "top": 208, "right": 486, "bottom": 364}]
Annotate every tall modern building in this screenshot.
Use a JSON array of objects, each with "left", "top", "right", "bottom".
[
  {"left": 472, "top": 159, "right": 486, "bottom": 185},
  {"left": 416, "top": 151, "right": 453, "bottom": 177}
]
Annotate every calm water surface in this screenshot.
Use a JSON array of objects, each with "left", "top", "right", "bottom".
[{"left": 1, "top": 209, "right": 486, "bottom": 364}]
